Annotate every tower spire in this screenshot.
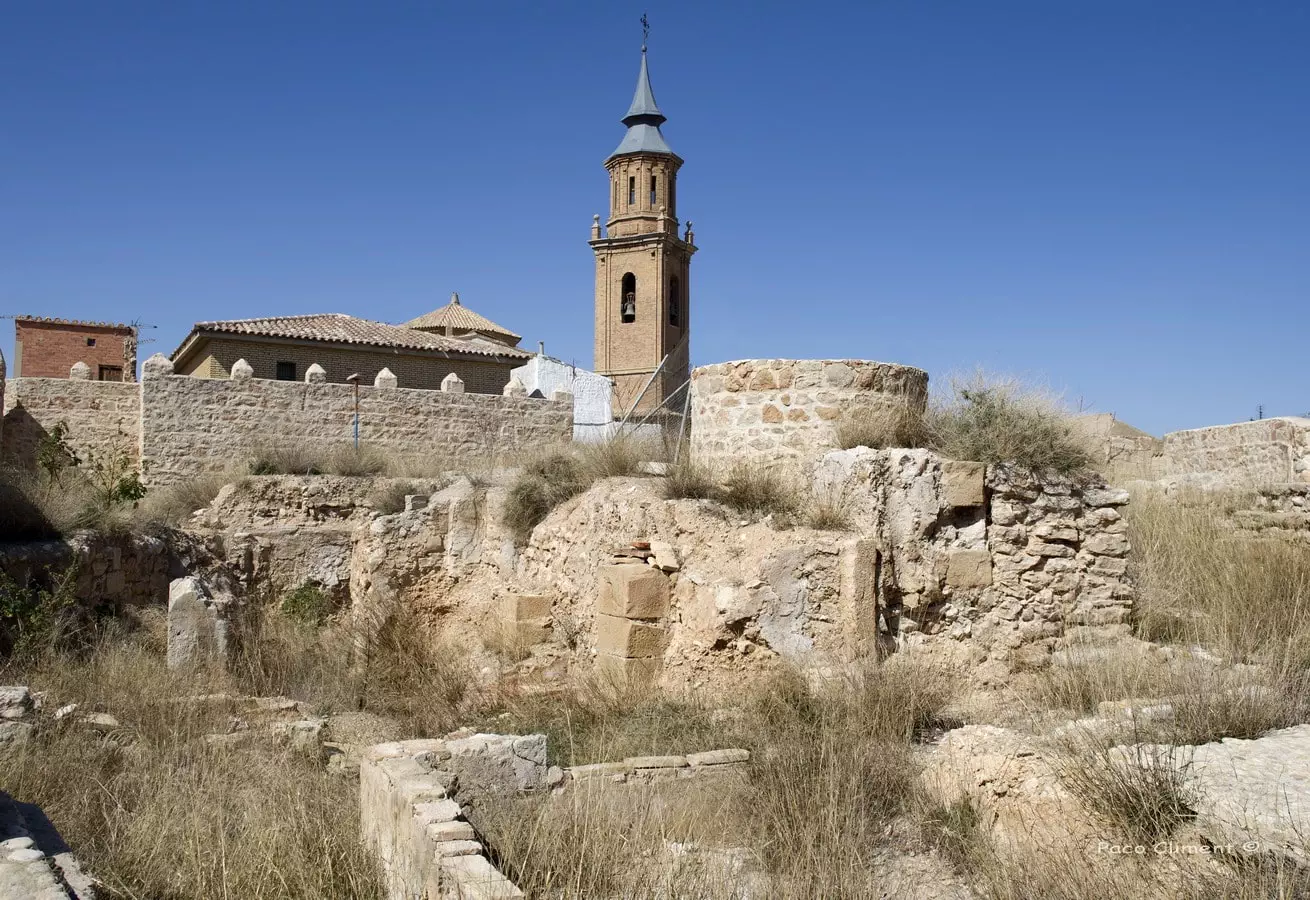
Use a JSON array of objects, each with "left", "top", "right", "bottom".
[{"left": 610, "top": 22, "right": 675, "bottom": 160}]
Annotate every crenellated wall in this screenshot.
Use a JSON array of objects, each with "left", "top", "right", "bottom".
[
  {"left": 2, "top": 354, "right": 573, "bottom": 486},
  {"left": 139, "top": 357, "right": 572, "bottom": 485},
  {"left": 689, "top": 358, "right": 929, "bottom": 478}
]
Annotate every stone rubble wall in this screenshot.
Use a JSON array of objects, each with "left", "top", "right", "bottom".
[
  {"left": 1157, "top": 417, "right": 1310, "bottom": 489},
  {"left": 361, "top": 737, "right": 529, "bottom": 900},
  {"left": 814, "top": 448, "right": 1134, "bottom": 682},
  {"left": 560, "top": 748, "right": 750, "bottom": 790},
  {"left": 140, "top": 358, "right": 572, "bottom": 486},
  {"left": 190, "top": 476, "right": 456, "bottom": 610},
  {"left": 0, "top": 531, "right": 171, "bottom": 612},
  {"left": 689, "top": 358, "right": 929, "bottom": 479},
  {"left": 2, "top": 377, "right": 140, "bottom": 470},
  {"left": 1229, "top": 484, "right": 1310, "bottom": 542}
]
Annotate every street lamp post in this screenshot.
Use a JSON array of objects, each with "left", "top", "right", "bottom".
[{"left": 346, "top": 373, "right": 360, "bottom": 450}]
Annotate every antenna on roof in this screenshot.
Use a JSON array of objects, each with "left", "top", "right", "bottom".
[{"left": 129, "top": 317, "right": 159, "bottom": 345}]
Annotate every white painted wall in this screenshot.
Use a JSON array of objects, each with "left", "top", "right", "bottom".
[{"left": 511, "top": 354, "right": 614, "bottom": 442}]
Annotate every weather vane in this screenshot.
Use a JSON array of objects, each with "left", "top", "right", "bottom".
[{"left": 641, "top": 13, "right": 650, "bottom": 52}]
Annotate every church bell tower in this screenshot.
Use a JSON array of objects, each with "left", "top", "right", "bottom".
[{"left": 591, "top": 31, "right": 696, "bottom": 416}]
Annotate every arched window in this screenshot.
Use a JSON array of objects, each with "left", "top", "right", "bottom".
[
  {"left": 669, "top": 276, "right": 681, "bottom": 327},
  {"left": 621, "top": 273, "right": 636, "bottom": 323}
]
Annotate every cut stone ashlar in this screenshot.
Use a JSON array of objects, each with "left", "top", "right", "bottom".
[{"left": 596, "top": 564, "right": 670, "bottom": 620}]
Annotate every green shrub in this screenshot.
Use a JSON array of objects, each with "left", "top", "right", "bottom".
[
  {"left": 0, "top": 566, "right": 80, "bottom": 663},
  {"left": 279, "top": 583, "right": 332, "bottom": 627}
]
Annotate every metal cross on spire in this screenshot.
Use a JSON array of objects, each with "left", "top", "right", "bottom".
[{"left": 641, "top": 13, "right": 650, "bottom": 52}]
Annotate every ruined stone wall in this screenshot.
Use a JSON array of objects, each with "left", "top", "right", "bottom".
[
  {"left": 1159, "top": 417, "right": 1310, "bottom": 489},
  {"left": 689, "top": 359, "right": 929, "bottom": 479},
  {"left": 814, "top": 448, "right": 1133, "bottom": 682},
  {"left": 2, "top": 377, "right": 140, "bottom": 470},
  {"left": 139, "top": 357, "right": 572, "bottom": 485},
  {"left": 0, "top": 531, "right": 171, "bottom": 611}
]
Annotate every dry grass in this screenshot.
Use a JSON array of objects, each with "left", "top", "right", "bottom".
[
  {"left": 661, "top": 457, "right": 719, "bottom": 500},
  {"left": 719, "top": 462, "right": 799, "bottom": 519},
  {"left": 0, "top": 623, "right": 382, "bottom": 900},
  {"left": 1058, "top": 734, "right": 1198, "bottom": 845},
  {"left": 479, "top": 659, "right": 959, "bottom": 899},
  {"left": 836, "top": 402, "right": 930, "bottom": 451},
  {"left": 833, "top": 373, "right": 1094, "bottom": 474},
  {"left": 1127, "top": 489, "right": 1310, "bottom": 667},
  {"left": 500, "top": 437, "right": 665, "bottom": 543},
  {"left": 136, "top": 472, "right": 237, "bottom": 525},
  {"left": 247, "top": 443, "right": 390, "bottom": 477},
  {"left": 367, "top": 478, "right": 421, "bottom": 515},
  {"left": 926, "top": 374, "right": 1093, "bottom": 474},
  {"left": 1029, "top": 648, "right": 1310, "bottom": 745},
  {"left": 501, "top": 449, "right": 590, "bottom": 543}
]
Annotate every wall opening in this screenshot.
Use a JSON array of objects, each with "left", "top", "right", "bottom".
[
  {"left": 621, "top": 273, "right": 636, "bottom": 323},
  {"left": 669, "top": 276, "right": 681, "bottom": 327},
  {"left": 276, "top": 361, "right": 297, "bottom": 381},
  {"left": 650, "top": 175, "right": 658, "bottom": 207},
  {"left": 628, "top": 176, "right": 635, "bottom": 207}
]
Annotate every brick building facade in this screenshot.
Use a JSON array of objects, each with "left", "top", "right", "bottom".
[{"left": 12, "top": 317, "right": 138, "bottom": 381}]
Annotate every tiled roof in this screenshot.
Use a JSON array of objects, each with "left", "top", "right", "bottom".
[
  {"left": 16, "top": 316, "right": 134, "bottom": 331},
  {"left": 173, "top": 313, "right": 531, "bottom": 360},
  {"left": 403, "top": 294, "right": 521, "bottom": 342}
]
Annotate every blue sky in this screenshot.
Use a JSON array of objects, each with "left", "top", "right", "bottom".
[{"left": 2, "top": 1, "right": 1306, "bottom": 435}]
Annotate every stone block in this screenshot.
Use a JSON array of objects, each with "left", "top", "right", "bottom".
[
  {"left": 230, "top": 358, "right": 253, "bottom": 380},
  {"left": 0, "top": 686, "right": 32, "bottom": 721},
  {"left": 428, "top": 820, "right": 476, "bottom": 842},
  {"left": 595, "top": 614, "right": 665, "bottom": 659},
  {"left": 166, "top": 576, "right": 235, "bottom": 670},
  {"left": 595, "top": 653, "right": 660, "bottom": 690},
  {"left": 687, "top": 748, "right": 750, "bottom": 767},
  {"left": 441, "top": 372, "right": 465, "bottom": 393},
  {"left": 942, "top": 460, "right": 985, "bottom": 508},
  {"left": 945, "top": 549, "right": 992, "bottom": 589},
  {"left": 626, "top": 755, "right": 688, "bottom": 769},
  {"left": 596, "top": 564, "right": 669, "bottom": 620},
  {"left": 304, "top": 363, "right": 327, "bottom": 384},
  {"left": 373, "top": 367, "right": 397, "bottom": 388},
  {"left": 505, "top": 620, "right": 552, "bottom": 647},
  {"left": 503, "top": 593, "right": 552, "bottom": 621}
]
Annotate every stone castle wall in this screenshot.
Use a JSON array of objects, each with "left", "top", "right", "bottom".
[
  {"left": 689, "top": 359, "right": 929, "bottom": 478},
  {"left": 2, "top": 355, "right": 572, "bottom": 485},
  {"left": 2, "top": 377, "right": 141, "bottom": 470},
  {"left": 139, "top": 360, "right": 571, "bottom": 485}
]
